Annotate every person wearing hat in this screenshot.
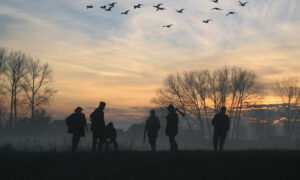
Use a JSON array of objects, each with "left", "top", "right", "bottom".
[
  {"left": 65, "top": 106, "right": 88, "bottom": 152},
  {"left": 90, "top": 101, "right": 106, "bottom": 152},
  {"left": 165, "top": 104, "right": 179, "bottom": 151}
]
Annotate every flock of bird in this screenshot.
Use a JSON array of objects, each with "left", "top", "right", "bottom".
[{"left": 85, "top": 0, "right": 249, "bottom": 28}]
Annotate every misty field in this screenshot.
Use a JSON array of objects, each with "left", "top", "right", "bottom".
[{"left": 0, "top": 150, "right": 299, "bottom": 180}]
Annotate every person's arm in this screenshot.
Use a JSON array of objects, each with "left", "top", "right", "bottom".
[{"left": 211, "top": 114, "right": 217, "bottom": 127}]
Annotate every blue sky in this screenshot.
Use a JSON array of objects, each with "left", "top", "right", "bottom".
[{"left": 0, "top": 0, "right": 299, "bottom": 129}]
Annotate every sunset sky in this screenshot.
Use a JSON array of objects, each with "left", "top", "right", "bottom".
[{"left": 0, "top": 0, "right": 299, "bottom": 129}]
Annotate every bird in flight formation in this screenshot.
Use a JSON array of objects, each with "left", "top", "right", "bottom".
[
  {"left": 225, "top": 11, "right": 237, "bottom": 16},
  {"left": 203, "top": 19, "right": 212, "bottom": 23},
  {"left": 105, "top": 6, "right": 113, "bottom": 12},
  {"left": 109, "top": 2, "right": 117, "bottom": 8},
  {"left": 85, "top": 1, "right": 248, "bottom": 28},
  {"left": 176, "top": 9, "right": 185, "bottom": 13},
  {"left": 153, "top": 4, "right": 166, "bottom": 11},
  {"left": 163, "top": 24, "right": 173, "bottom": 28},
  {"left": 153, "top": 4, "right": 163, "bottom": 9},
  {"left": 86, "top": 5, "right": 93, "bottom": 9},
  {"left": 203, "top": 1, "right": 247, "bottom": 23},
  {"left": 134, "top": 4, "right": 143, "bottom": 9},
  {"left": 238, "top": 1, "right": 248, "bottom": 7},
  {"left": 121, "top": 10, "right": 129, "bottom": 15},
  {"left": 212, "top": 7, "right": 222, "bottom": 11}
]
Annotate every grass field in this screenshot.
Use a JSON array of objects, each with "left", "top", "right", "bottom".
[{"left": 0, "top": 150, "right": 300, "bottom": 180}]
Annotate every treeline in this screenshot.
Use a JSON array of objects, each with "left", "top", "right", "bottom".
[
  {"left": 0, "top": 48, "right": 56, "bottom": 131},
  {"left": 153, "top": 67, "right": 300, "bottom": 138}
]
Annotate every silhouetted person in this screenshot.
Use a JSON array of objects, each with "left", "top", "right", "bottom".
[
  {"left": 104, "top": 122, "right": 118, "bottom": 151},
  {"left": 212, "top": 106, "right": 230, "bottom": 152},
  {"left": 144, "top": 110, "right": 161, "bottom": 151},
  {"left": 90, "top": 101, "right": 106, "bottom": 152},
  {"left": 66, "top": 107, "right": 88, "bottom": 152},
  {"left": 166, "top": 105, "right": 179, "bottom": 151}
]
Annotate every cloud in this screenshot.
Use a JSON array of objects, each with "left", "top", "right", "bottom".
[{"left": 0, "top": 0, "right": 299, "bottom": 125}]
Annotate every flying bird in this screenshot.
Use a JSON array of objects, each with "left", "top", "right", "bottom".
[
  {"left": 105, "top": 6, "right": 113, "bottom": 11},
  {"left": 156, "top": 7, "right": 166, "bottom": 11},
  {"left": 109, "top": 2, "right": 117, "bottom": 7},
  {"left": 226, "top": 11, "right": 237, "bottom": 16},
  {"left": 212, "top": 7, "right": 222, "bottom": 10},
  {"left": 238, "top": 1, "right": 248, "bottom": 6},
  {"left": 176, "top": 9, "right": 185, "bottom": 13},
  {"left": 203, "top": 19, "right": 212, "bottom": 23},
  {"left": 121, "top": 10, "right": 129, "bottom": 15},
  {"left": 134, "top": 4, "right": 143, "bottom": 9},
  {"left": 100, "top": 5, "right": 106, "bottom": 9},
  {"left": 163, "top": 24, "right": 173, "bottom": 28},
  {"left": 212, "top": 0, "right": 218, "bottom": 3},
  {"left": 86, "top": 5, "right": 93, "bottom": 9},
  {"left": 153, "top": 4, "right": 163, "bottom": 9}
]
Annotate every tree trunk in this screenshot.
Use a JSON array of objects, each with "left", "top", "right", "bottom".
[
  {"left": 10, "top": 90, "right": 14, "bottom": 131},
  {"left": 203, "top": 102, "right": 211, "bottom": 140},
  {"left": 14, "top": 87, "right": 17, "bottom": 128}
]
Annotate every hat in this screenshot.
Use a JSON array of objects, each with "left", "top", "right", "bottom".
[
  {"left": 167, "top": 104, "right": 175, "bottom": 110},
  {"left": 75, "top": 106, "right": 83, "bottom": 112}
]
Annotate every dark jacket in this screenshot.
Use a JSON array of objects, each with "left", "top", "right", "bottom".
[
  {"left": 212, "top": 112, "right": 230, "bottom": 132},
  {"left": 90, "top": 108, "right": 106, "bottom": 137},
  {"left": 66, "top": 112, "right": 87, "bottom": 136},
  {"left": 145, "top": 115, "right": 160, "bottom": 138},
  {"left": 165, "top": 112, "right": 179, "bottom": 136}
]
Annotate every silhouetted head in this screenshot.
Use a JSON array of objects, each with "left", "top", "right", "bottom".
[
  {"left": 150, "top": 109, "right": 156, "bottom": 116},
  {"left": 167, "top": 104, "right": 175, "bottom": 112},
  {"left": 220, "top": 106, "right": 226, "bottom": 114},
  {"left": 75, "top": 106, "right": 83, "bottom": 113},
  {"left": 99, "top": 101, "right": 106, "bottom": 110}
]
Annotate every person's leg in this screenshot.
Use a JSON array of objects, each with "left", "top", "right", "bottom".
[
  {"left": 219, "top": 131, "right": 227, "bottom": 152},
  {"left": 168, "top": 135, "right": 173, "bottom": 151},
  {"left": 72, "top": 134, "right": 80, "bottom": 152},
  {"left": 153, "top": 137, "right": 157, "bottom": 151},
  {"left": 213, "top": 130, "right": 219, "bottom": 152},
  {"left": 113, "top": 140, "right": 118, "bottom": 151},
  {"left": 169, "top": 135, "right": 177, "bottom": 151},
  {"left": 104, "top": 140, "right": 110, "bottom": 151},
  {"left": 173, "top": 135, "right": 178, "bottom": 151},
  {"left": 149, "top": 136, "right": 155, "bottom": 151},
  {"left": 92, "top": 133, "right": 98, "bottom": 152},
  {"left": 98, "top": 137, "right": 105, "bottom": 152}
]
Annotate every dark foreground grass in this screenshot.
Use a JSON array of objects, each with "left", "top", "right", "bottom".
[{"left": 0, "top": 150, "right": 300, "bottom": 180}]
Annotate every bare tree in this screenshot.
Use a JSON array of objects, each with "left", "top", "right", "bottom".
[
  {"left": 195, "top": 70, "right": 212, "bottom": 139},
  {"left": 152, "top": 73, "right": 195, "bottom": 131},
  {"left": 153, "top": 67, "right": 263, "bottom": 139},
  {"left": 22, "top": 57, "right": 56, "bottom": 123},
  {"left": 0, "top": 48, "right": 6, "bottom": 129},
  {"left": 229, "top": 67, "right": 262, "bottom": 139},
  {"left": 0, "top": 48, "right": 6, "bottom": 93},
  {"left": 4, "top": 50, "right": 27, "bottom": 129},
  {"left": 274, "top": 77, "right": 300, "bottom": 136},
  {"left": 207, "top": 67, "right": 231, "bottom": 112}
]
